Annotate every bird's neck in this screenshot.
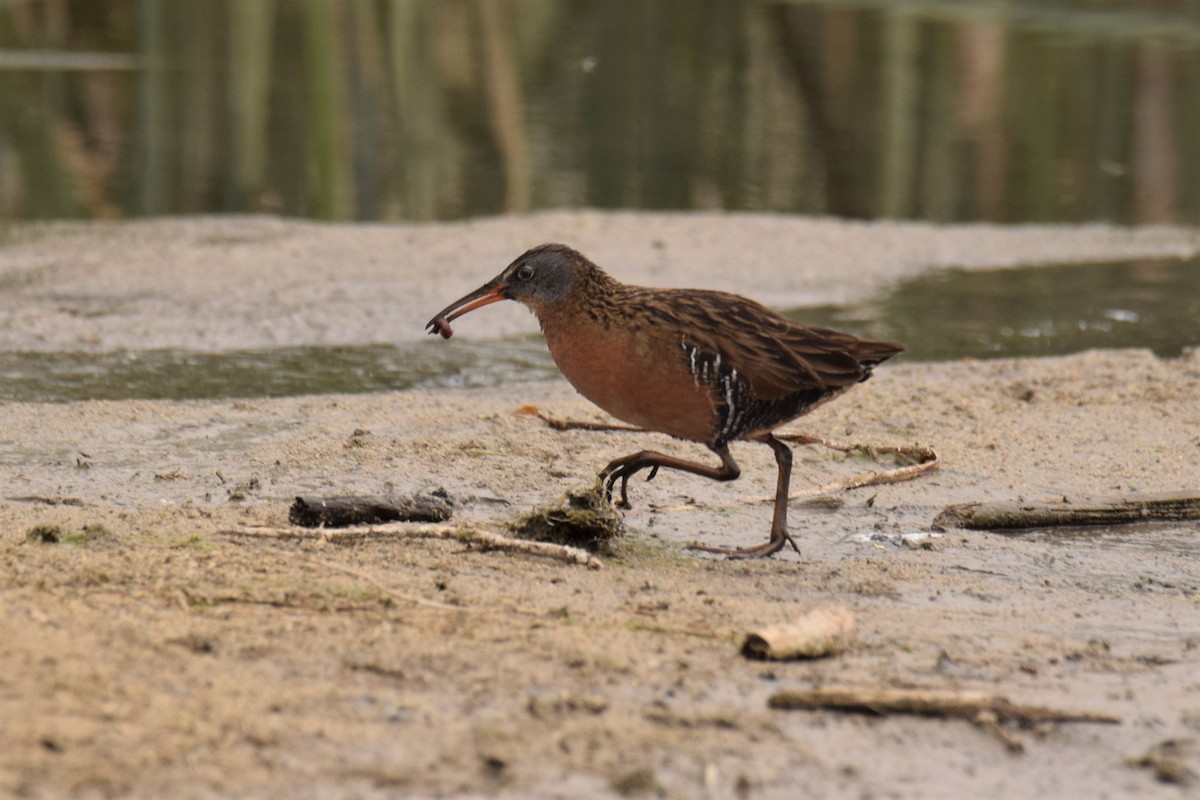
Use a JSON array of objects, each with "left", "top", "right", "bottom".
[{"left": 532, "top": 264, "right": 626, "bottom": 334}]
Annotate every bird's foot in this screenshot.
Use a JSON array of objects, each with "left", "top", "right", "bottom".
[
  {"left": 599, "top": 456, "right": 661, "bottom": 510},
  {"left": 599, "top": 464, "right": 628, "bottom": 508},
  {"left": 687, "top": 527, "right": 800, "bottom": 559}
]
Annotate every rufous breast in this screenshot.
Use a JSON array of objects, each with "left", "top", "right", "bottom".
[{"left": 540, "top": 315, "right": 718, "bottom": 444}]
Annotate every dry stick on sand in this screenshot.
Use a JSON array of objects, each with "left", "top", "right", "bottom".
[
  {"left": 768, "top": 686, "right": 1121, "bottom": 726},
  {"left": 218, "top": 522, "right": 603, "bottom": 570},
  {"left": 768, "top": 685, "right": 1119, "bottom": 751},
  {"left": 519, "top": 405, "right": 644, "bottom": 433},
  {"left": 770, "top": 434, "right": 939, "bottom": 500},
  {"left": 520, "top": 406, "right": 939, "bottom": 501}
]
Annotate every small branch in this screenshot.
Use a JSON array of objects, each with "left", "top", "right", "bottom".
[
  {"left": 774, "top": 432, "right": 860, "bottom": 450},
  {"left": 933, "top": 492, "right": 1200, "bottom": 531},
  {"left": 744, "top": 443, "right": 939, "bottom": 503},
  {"left": 767, "top": 685, "right": 1120, "bottom": 725},
  {"left": 516, "top": 405, "right": 643, "bottom": 433},
  {"left": 519, "top": 405, "right": 939, "bottom": 500},
  {"left": 217, "top": 522, "right": 603, "bottom": 570}
]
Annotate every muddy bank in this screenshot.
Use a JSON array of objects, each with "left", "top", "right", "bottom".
[
  {"left": 2, "top": 346, "right": 1199, "bottom": 799},
  {"left": 1, "top": 214, "right": 1199, "bottom": 798}
]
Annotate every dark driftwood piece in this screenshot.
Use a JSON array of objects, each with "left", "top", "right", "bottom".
[
  {"left": 289, "top": 494, "right": 452, "bottom": 528},
  {"left": 933, "top": 492, "right": 1200, "bottom": 531},
  {"left": 768, "top": 686, "right": 1120, "bottom": 725}
]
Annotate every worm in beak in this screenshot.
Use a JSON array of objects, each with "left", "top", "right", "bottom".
[{"left": 425, "top": 278, "right": 508, "bottom": 339}]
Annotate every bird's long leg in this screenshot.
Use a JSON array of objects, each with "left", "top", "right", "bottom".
[
  {"left": 689, "top": 434, "right": 801, "bottom": 559},
  {"left": 600, "top": 444, "right": 740, "bottom": 509}
]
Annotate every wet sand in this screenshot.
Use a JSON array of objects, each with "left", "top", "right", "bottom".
[
  {"left": 2, "top": 212, "right": 1196, "bottom": 351},
  {"left": 2, "top": 214, "right": 1199, "bottom": 799}
]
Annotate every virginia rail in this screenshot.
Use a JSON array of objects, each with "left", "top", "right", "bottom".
[{"left": 426, "top": 244, "right": 903, "bottom": 558}]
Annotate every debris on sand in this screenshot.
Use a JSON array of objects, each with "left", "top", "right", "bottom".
[
  {"left": 289, "top": 493, "right": 452, "bottom": 528},
  {"left": 513, "top": 482, "right": 622, "bottom": 551},
  {"left": 742, "top": 605, "right": 857, "bottom": 660}
]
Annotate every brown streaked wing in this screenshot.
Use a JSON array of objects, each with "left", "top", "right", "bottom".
[{"left": 626, "top": 288, "right": 898, "bottom": 401}]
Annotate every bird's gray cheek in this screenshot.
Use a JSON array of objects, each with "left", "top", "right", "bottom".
[{"left": 543, "top": 279, "right": 570, "bottom": 304}]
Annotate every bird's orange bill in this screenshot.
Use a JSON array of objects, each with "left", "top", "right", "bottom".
[{"left": 425, "top": 279, "right": 508, "bottom": 338}]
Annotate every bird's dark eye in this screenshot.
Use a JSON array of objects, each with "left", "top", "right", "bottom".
[{"left": 515, "top": 265, "right": 534, "bottom": 281}]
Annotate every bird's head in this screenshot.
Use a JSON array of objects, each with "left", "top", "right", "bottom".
[{"left": 425, "top": 244, "right": 592, "bottom": 337}]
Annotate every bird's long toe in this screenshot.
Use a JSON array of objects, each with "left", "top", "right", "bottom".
[
  {"left": 688, "top": 526, "right": 797, "bottom": 559},
  {"left": 600, "top": 464, "right": 633, "bottom": 508},
  {"left": 600, "top": 455, "right": 654, "bottom": 509}
]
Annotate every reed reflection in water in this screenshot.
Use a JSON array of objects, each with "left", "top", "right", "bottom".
[{"left": 0, "top": 0, "right": 1198, "bottom": 225}]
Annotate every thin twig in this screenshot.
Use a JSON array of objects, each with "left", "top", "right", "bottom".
[
  {"left": 757, "top": 442, "right": 938, "bottom": 502},
  {"left": 768, "top": 685, "right": 1120, "bottom": 725},
  {"left": 520, "top": 406, "right": 938, "bottom": 501},
  {"left": 726, "top": 443, "right": 937, "bottom": 505},
  {"left": 517, "top": 405, "right": 644, "bottom": 433},
  {"left": 217, "top": 522, "right": 603, "bottom": 570}
]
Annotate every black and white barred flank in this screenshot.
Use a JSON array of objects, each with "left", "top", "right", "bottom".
[{"left": 680, "top": 341, "right": 837, "bottom": 447}]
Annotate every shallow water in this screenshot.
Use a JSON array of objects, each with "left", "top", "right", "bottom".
[
  {"left": 2, "top": 257, "right": 1196, "bottom": 403},
  {"left": 0, "top": 340, "right": 557, "bottom": 403},
  {"left": 792, "top": 256, "right": 1200, "bottom": 360}
]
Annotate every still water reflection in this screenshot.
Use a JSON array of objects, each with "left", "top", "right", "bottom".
[
  {"left": 2, "top": 0, "right": 1199, "bottom": 224},
  {"left": 795, "top": 257, "right": 1200, "bottom": 360}
]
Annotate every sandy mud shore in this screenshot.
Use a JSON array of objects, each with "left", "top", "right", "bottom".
[{"left": 1, "top": 214, "right": 1199, "bottom": 799}]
